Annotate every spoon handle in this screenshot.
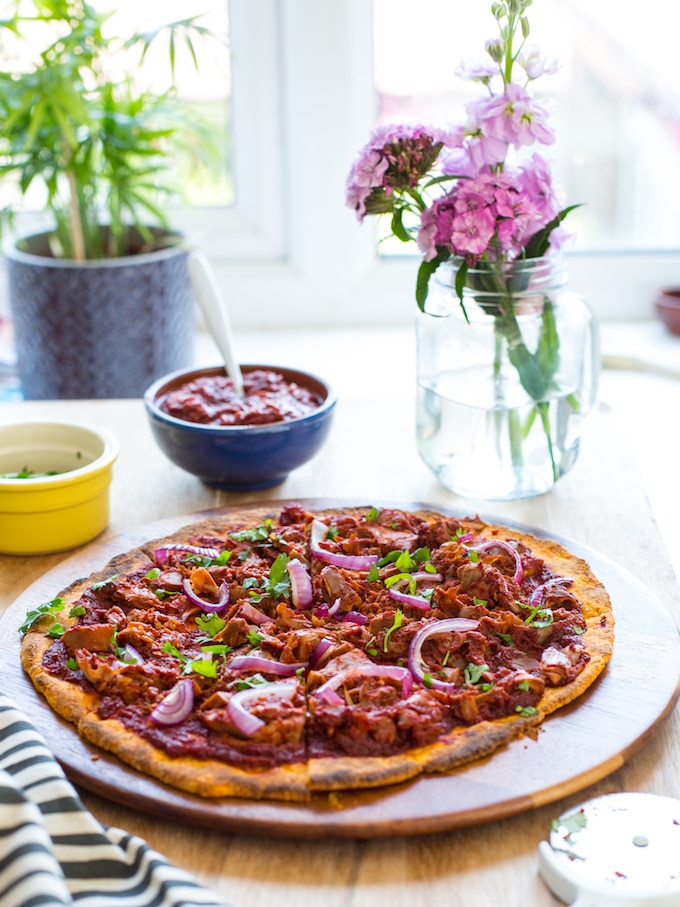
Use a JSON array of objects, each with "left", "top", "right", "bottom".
[{"left": 188, "top": 252, "right": 245, "bottom": 396}]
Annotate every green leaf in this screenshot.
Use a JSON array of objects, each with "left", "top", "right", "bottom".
[
  {"left": 523, "top": 204, "right": 582, "bottom": 259},
  {"left": 390, "top": 207, "right": 411, "bottom": 243},
  {"left": 416, "top": 247, "right": 449, "bottom": 311},
  {"left": 230, "top": 521, "right": 273, "bottom": 543},
  {"left": 383, "top": 609, "right": 403, "bottom": 652},
  {"left": 196, "top": 612, "right": 226, "bottom": 638},
  {"left": 464, "top": 662, "right": 489, "bottom": 685}
]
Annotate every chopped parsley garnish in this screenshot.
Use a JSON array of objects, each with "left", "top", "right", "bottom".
[
  {"left": 326, "top": 526, "right": 339, "bottom": 540},
  {"left": 66, "top": 656, "right": 78, "bottom": 671},
  {"left": 364, "top": 507, "right": 379, "bottom": 523},
  {"left": 146, "top": 567, "right": 161, "bottom": 580},
  {"left": 383, "top": 610, "right": 403, "bottom": 653},
  {"left": 516, "top": 679, "right": 532, "bottom": 692},
  {"left": 366, "top": 563, "right": 380, "bottom": 583},
  {"left": 468, "top": 550, "right": 480, "bottom": 563},
  {"left": 495, "top": 631, "right": 513, "bottom": 645},
  {"left": 422, "top": 672, "right": 434, "bottom": 689},
  {"left": 68, "top": 604, "right": 86, "bottom": 618},
  {"left": 191, "top": 659, "right": 218, "bottom": 678},
  {"left": 19, "top": 597, "right": 65, "bottom": 635}
]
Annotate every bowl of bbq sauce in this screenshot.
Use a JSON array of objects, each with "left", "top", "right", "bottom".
[{"left": 144, "top": 364, "right": 336, "bottom": 490}]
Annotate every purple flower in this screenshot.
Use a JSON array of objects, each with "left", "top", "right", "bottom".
[
  {"left": 455, "top": 58, "right": 498, "bottom": 83},
  {"left": 471, "top": 84, "right": 556, "bottom": 149}
]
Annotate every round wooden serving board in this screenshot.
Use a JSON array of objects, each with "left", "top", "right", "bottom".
[{"left": 2, "top": 500, "right": 679, "bottom": 840}]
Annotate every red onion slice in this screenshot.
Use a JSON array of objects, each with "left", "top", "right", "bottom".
[
  {"left": 313, "top": 664, "right": 413, "bottom": 705},
  {"left": 309, "top": 638, "right": 334, "bottom": 669},
  {"left": 150, "top": 678, "right": 194, "bottom": 726},
  {"left": 287, "top": 558, "right": 313, "bottom": 609},
  {"left": 471, "top": 540, "right": 524, "bottom": 585},
  {"left": 154, "top": 544, "right": 221, "bottom": 565},
  {"left": 119, "top": 644, "right": 144, "bottom": 665},
  {"left": 342, "top": 611, "right": 368, "bottom": 625},
  {"left": 238, "top": 602, "right": 270, "bottom": 626},
  {"left": 181, "top": 577, "right": 230, "bottom": 613},
  {"left": 227, "top": 679, "right": 299, "bottom": 737},
  {"left": 309, "top": 519, "right": 379, "bottom": 571},
  {"left": 529, "top": 577, "right": 573, "bottom": 608},
  {"left": 408, "top": 618, "right": 480, "bottom": 692},
  {"left": 388, "top": 587, "right": 432, "bottom": 610},
  {"left": 228, "top": 654, "right": 307, "bottom": 676}
]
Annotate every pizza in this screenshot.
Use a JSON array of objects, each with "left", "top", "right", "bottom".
[{"left": 20, "top": 502, "right": 614, "bottom": 802}]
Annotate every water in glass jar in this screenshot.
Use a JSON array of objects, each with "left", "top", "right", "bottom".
[{"left": 416, "top": 367, "right": 581, "bottom": 501}]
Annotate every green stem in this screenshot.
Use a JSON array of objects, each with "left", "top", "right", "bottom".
[{"left": 537, "top": 401, "right": 558, "bottom": 482}]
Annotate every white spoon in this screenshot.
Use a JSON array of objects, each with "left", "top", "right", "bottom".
[{"left": 188, "top": 251, "right": 245, "bottom": 397}]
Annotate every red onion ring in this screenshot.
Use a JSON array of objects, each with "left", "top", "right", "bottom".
[
  {"left": 181, "top": 577, "right": 230, "bottom": 613},
  {"left": 529, "top": 577, "right": 573, "bottom": 608},
  {"left": 150, "top": 678, "right": 194, "bottom": 725},
  {"left": 471, "top": 540, "right": 524, "bottom": 585},
  {"left": 388, "top": 587, "right": 432, "bottom": 610},
  {"left": 154, "top": 544, "right": 220, "bottom": 565},
  {"left": 313, "top": 664, "right": 413, "bottom": 705},
  {"left": 312, "top": 664, "right": 413, "bottom": 705},
  {"left": 408, "top": 618, "right": 480, "bottom": 692},
  {"left": 227, "top": 679, "right": 299, "bottom": 737},
  {"left": 287, "top": 558, "right": 313, "bottom": 609},
  {"left": 309, "top": 519, "right": 379, "bottom": 572},
  {"left": 228, "top": 654, "right": 307, "bottom": 676}
]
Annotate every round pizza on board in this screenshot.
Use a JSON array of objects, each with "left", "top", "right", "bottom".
[{"left": 20, "top": 502, "right": 614, "bottom": 802}]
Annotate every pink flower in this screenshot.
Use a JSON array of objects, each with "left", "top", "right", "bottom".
[
  {"left": 455, "top": 58, "right": 497, "bottom": 83},
  {"left": 471, "top": 84, "right": 555, "bottom": 149},
  {"left": 520, "top": 45, "right": 560, "bottom": 80},
  {"left": 451, "top": 208, "right": 496, "bottom": 256}
]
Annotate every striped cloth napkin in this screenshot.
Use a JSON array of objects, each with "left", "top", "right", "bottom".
[{"left": 0, "top": 693, "right": 229, "bottom": 907}]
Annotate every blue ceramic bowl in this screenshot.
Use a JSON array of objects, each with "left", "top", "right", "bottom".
[{"left": 143, "top": 364, "right": 336, "bottom": 490}]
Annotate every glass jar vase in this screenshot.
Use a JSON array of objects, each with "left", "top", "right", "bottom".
[{"left": 416, "top": 255, "right": 600, "bottom": 501}]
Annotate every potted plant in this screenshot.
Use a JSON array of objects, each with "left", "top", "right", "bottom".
[{"left": 0, "top": 0, "right": 218, "bottom": 399}]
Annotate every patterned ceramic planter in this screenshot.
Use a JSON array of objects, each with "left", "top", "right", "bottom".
[{"left": 5, "top": 229, "right": 194, "bottom": 400}]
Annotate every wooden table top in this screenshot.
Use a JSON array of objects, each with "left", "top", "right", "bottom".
[{"left": 1, "top": 394, "right": 679, "bottom": 907}]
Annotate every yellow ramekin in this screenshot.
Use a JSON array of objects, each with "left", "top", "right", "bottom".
[{"left": 0, "top": 421, "right": 118, "bottom": 555}]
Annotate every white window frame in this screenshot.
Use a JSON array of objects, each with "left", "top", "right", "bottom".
[{"left": 5, "top": 0, "right": 679, "bottom": 329}]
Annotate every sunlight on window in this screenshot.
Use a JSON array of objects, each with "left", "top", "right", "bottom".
[{"left": 373, "top": 0, "right": 680, "bottom": 252}]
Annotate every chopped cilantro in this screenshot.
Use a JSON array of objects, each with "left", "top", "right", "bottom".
[
  {"left": 468, "top": 550, "right": 480, "bottom": 563},
  {"left": 19, "top": 597, "right": 65, "bottom": 634},
  {"left": 185, "top": 550, "right": 231, "bottom": 568},
  {"left": 243, "top": 576, "right": 260, "bottom": 590},
  {"left": 191, "top": 659, "right": 218, "bottom": 678},
  {"left": 200, "top": 643, "right": 232, "bottom": 657},
  {"left": 162, "top": 641, "right": 184, "bottom": 660},
  {"left": 366, "top": 647, "right": 379, "bottom": 657},
  {"left": 229, "top": 520, "right": 273, "bottom": 543},
  {"left": 146, "top": 567, "right": 161, "bottom": 580},
  {"left": 366, "top": 563, "right": 380, "bottom": 583},
  {"left": 154, "top": 589, "right": 178, "bottom": 601},
  {"left": 247, "top": 630, "right": 265, "bottom": 647},
  {"left": 422, "top": 673, "right": 434, "bottom": 689},
  {"left": 384, "top": 572, "right": 416, "bottom": 594},
  {"left": 472, "top": 596, "right": 487, "bottom": 606},
  {"left": 230, "top": 673, "right": 268, "bottom": 690},
  {"left": 364, "top": 507, "right": 379, "bottom": 523},
  {"left": 464, "top": 662, "right": 489, "bottom": 685},
  {"left": 522, "top": 605, "right": 554, "bottom": 628},
  {"left": 46, "top": 623, "right": 65, "bottom": 638},
  {"left": 326, "top": 526, "right": 339, "bottom": 540},
  {"left": 66, "top": 656, "right": 78, "bottom": 671},
  {"left": 196, "top": 613, "right": 226, "bottom": 638},
  {"left": 516, "top": 679, "right": 532, "bottom": 692},
  {"left": 495, "top": 631, "right": 513, "bottom": 645},
  {"left": 383, "top": 610, "right": 403, "bottom": 653},
  {"left": 515, "top": 705, "right": 539, "bottom": 717},
  {"left": 68, "top": 604, "right": 86, "bottom": 618},
  {"left": 572, "top": 625, "right": 585, "bottom": 635},
  {"left": 91, "top": 574, "right": 119, "bottom": 590}
]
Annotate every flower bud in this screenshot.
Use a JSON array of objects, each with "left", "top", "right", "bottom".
[
  {"left": 485, "top": 37, "right": 505, "bottom": 63},
  {"left": 521, "top": 16, "right": 530, "bottom": 39}
]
